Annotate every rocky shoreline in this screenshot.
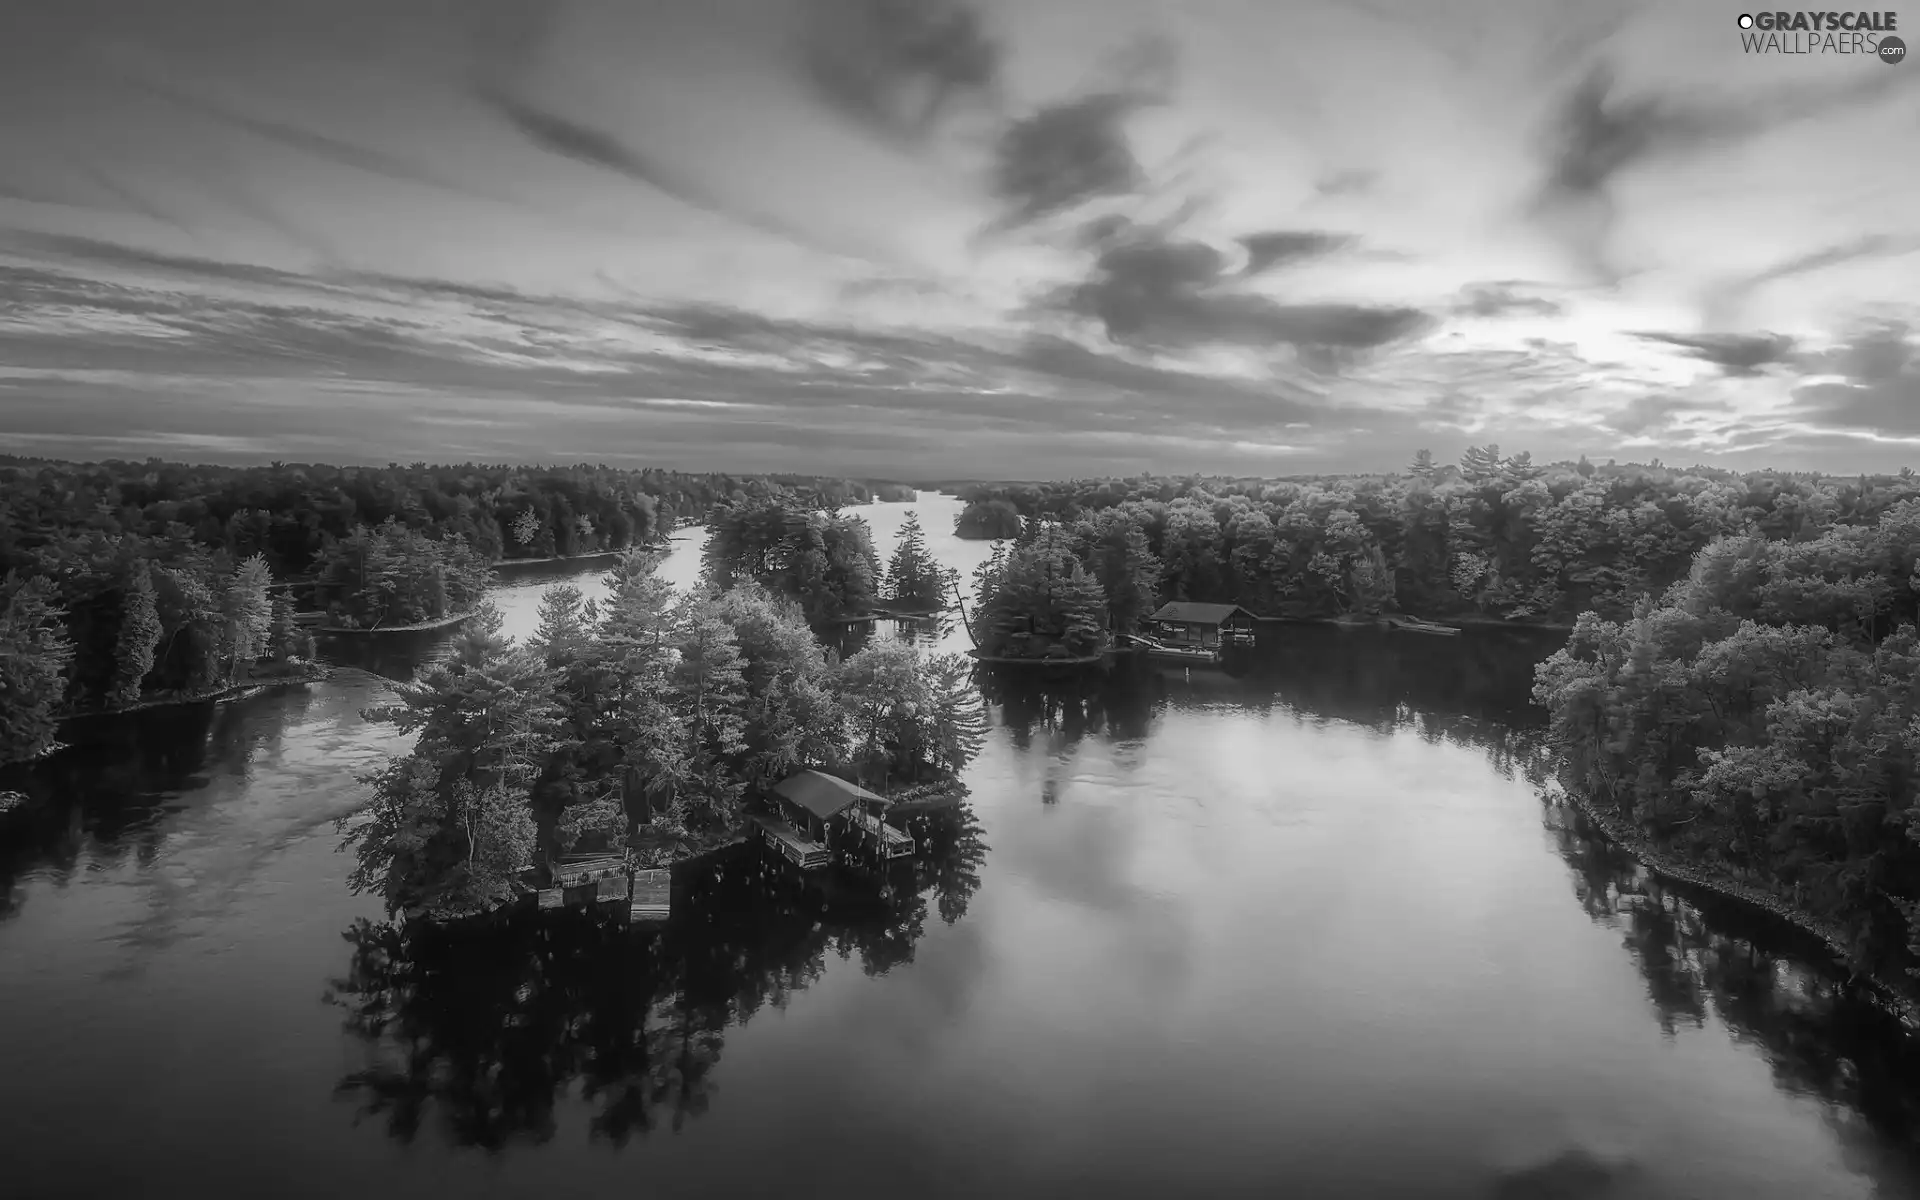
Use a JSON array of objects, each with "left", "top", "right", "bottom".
[{"left": 1554, "top": 782, "right": 1920, "bottom": 1031}]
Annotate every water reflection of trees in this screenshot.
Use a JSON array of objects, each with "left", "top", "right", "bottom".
[
  {"left": 325, "top": 805, "right": 988, "bottom": 1150},
  {"left": 973, "top": 628, "right": 1561, "bottom": 780},
  {"left": 0, "top": 695, "right": 307, "bottom": 920},
  {"left": 1547, "top": 799, "right": 1920, "bottom": 1182}
]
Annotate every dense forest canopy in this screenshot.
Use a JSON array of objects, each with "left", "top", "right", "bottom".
[
  {"left": 699, "top": 497, "right": 884, "bottom": 623},
  {"left": 1534, "top": 500, "right": 1920, "bottom": 992},
  {"left": 0, "top": 455, "right": 900, "bottom": 580},
  {"left": 0, "top": 457, "right": 904, "bottom": 760},
  {"left": 952, "top": 449, "right": 1920, "bottom": 626}
]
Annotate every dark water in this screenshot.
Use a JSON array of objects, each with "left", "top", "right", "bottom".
[{"left": 6, "top": 500, "right": 1920, "bottom": 1199}]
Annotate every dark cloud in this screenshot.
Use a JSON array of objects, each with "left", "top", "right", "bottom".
[
  {"left": 1239, "top": 231, "right": 1353, "bottom": 276},
  {"left": 1631, "top": 330, "right": 1796, "bottom": 377},
  {"left": 1792, "top": 322, "right": 1920, "bottom": 434},
  {"left": 989, "top": 93, "right": 1150, "bottom": 228},
  {"left": 1454, "top": 282, "right": 1564, "bottom": 320},
  {"left": 800, "top": 0, "right": 999, "bottom": 139},
  {"left": 1055, "top": 228, "right": 1430, "bottom": 362}
]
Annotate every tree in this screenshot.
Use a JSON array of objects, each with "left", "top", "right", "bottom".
[
  {"left": 1459, "top": 443, "right": 1505, "bottom": 483},
  {"left": 527, "top": 583, "right": 596, "bottom": 667},
  {"left": 710, "top": 584, "right": 847, "bottom": 789},
  {"left": 223, "top": 553, "right": 274, "bottom": 678},
  {"left": 670, "top": 593, "right": 752, "bottom": 831},
  {"left": 954, "top": 498, "right": 1023, "bottom": 540},
  {"left": 883, "top": 511, "right": 955, "bottom": 611},
  {"left": 970, "top": 527, "right": 1110, "bottom": 658},
  {"left": 109, "top": 561, "right": 162, "bottom": 707},
  {"left": 1069, "top": 508, "right": 1162, "bottom": 633},
  {"left": 344, "top": 606, "right": 554, "bottom": 920},
  {"left": 833, "top": 642, "right": 988, "bottom": 788},
  {"left": 0, "top": 575, "right": 76, "bottom": 764},
  {"left": 1408, "top": 449, "right": 1437, "bottom": 479}
]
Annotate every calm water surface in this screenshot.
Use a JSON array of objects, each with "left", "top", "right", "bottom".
[{"left": 5, "top": 494, "right": 1920, "bottom": 1199}]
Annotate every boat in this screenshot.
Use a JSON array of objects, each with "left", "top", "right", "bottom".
[
  {"left": 1119, "top": 632, "right": 1222, "bottom": 664},
  {"left": 1386, "top": 616, "right": 1461, "bottom": 637}
]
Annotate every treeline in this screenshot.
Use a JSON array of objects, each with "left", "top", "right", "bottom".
[
  {"left": 1, "top": 533, "right": 319, "bottom": 764},
  {"left": 952, "top": 449, "right": 1920, "bottom": 625},
  {"left": 345, "top": 550, "right": 987, "bottom": 921},
  {"left": 1533, "top": 500, "right": 1920, "bottom": 991},
  {"left": 0, "top": 455, "right": 899, "bottom": 581},
  {"left": 0, "top": 457, "right": 907, "bottom": 747}
]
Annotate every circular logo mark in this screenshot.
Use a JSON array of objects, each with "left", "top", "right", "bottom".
[
  {"left": 1737, "top": 13, "right": 1754, "bottom": 28},
  {"left": 1881, "top": 35, "right": 1907, "bottom": 64}
]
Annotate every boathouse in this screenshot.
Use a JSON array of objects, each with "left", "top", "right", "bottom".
[
  {"left": 757, "top": 770, "right": 914, "bottom": 869},
  {"left": 1143, "top": 602, "right": 1258, "bottom": 651}
]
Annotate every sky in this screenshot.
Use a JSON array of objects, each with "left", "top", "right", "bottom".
[{"left": 0, "top": 0, "right": 1916, "bottom": 480}]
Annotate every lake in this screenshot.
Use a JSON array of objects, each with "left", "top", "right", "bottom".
[{"left": 4, "top": 493, "right": 1920, "bottom": 1199}]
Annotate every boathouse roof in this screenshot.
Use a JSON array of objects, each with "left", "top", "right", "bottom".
[
  {"left": 1148, "top": 602, "right": 1256, "bottom": 626},
  {"left": 771, "top": 770, "right": 891, "bottom": 819}
]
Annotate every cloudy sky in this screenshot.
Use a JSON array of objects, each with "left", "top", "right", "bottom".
[{"left": 0, "top": 0, "right": 1916, "bottom": 479}]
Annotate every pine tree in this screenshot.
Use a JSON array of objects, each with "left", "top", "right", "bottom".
[
  {"left": 884, "top": 511, "right": 953, "bottom": 610},
  {"left": 1459, "top": 443, "right": 1505, "bottom": 483},
  {"left": 973, "top": 528, "right": 1111, "bottom": 657},
  {"left": 1408, "top": 449, "right": 1436, "bottom": 479},
  {"left": 345, "top": 616, "right": 555, "bottom": 919},
  {"left": 527, "top": 583, "right": 596, "bottom": 667},
  {"left": 109, "top": 561, "right": 162, "bottom": 707},
  {"left": 223, "top": 553, "right": 274, "bottom": 679},
  {"left": 0, "top": 576, "right": 76, "bottom": 764}
]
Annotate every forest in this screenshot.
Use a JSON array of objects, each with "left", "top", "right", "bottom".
[
  {"left": 952, "top": 449, "right": 1920, "bottom": 628},
  {"left": 0, "top": 457, "right": 894, "bottom": 763},
  {"left": 1533, "top": 500, "right": 1920, "bottom": 995}
]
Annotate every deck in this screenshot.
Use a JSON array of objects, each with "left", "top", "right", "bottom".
[
  {"left": 847, "top": 809, "right": 916, "bottom": 859},
  {"left": 752, "top": 814, "right": 831, "bottom": 870},
  {"left": 629, "top": 868, "right": 671, "bottom": 921}
]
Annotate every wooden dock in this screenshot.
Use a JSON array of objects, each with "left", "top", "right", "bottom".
[
  {"left": 848, "top": 808, "right": 916, "bottom": 859},
  {"left": 629, "top": 868, "right": 671, "bottom": 922},
  {"left": 751, "top": 814, "right": 831, "bottom": 870}
]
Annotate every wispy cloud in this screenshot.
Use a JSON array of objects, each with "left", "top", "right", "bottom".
[{"left": 1630, "top": 330, "right": 1797, "bottom": 378}]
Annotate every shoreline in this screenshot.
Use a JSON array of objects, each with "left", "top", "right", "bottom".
[
  {"left": 1, "top": 665, "right": 331, "bottom": 769},
  {"left": 1553, "top": 781, "right": 1920, "bottom": 1031},
  {"left": 60, "top": 663, "right": 330, "bottom": 722},
  {"left": 1260, "top": 613, "right": 1576, "bottom": 633},
  {"left": 493, "top": 543, "right": 676, "bottom": 568},
  {"left": 967, "top": 649, "right": 1108, "bottom": 666},
  {"left": 317, "top": 611, "right": 478, "bottom": 634}
]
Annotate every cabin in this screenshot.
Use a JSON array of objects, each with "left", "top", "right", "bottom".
[
  {"left": 1143, "top": 602, "right": 1258, "bottom": 651},
  {"left": 755, "top": 770, "right": 914, "bottom": 870}
]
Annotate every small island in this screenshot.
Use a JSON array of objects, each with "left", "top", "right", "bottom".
[{"left": 343, "top": 549, "right": 987, "bottom": 923}]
